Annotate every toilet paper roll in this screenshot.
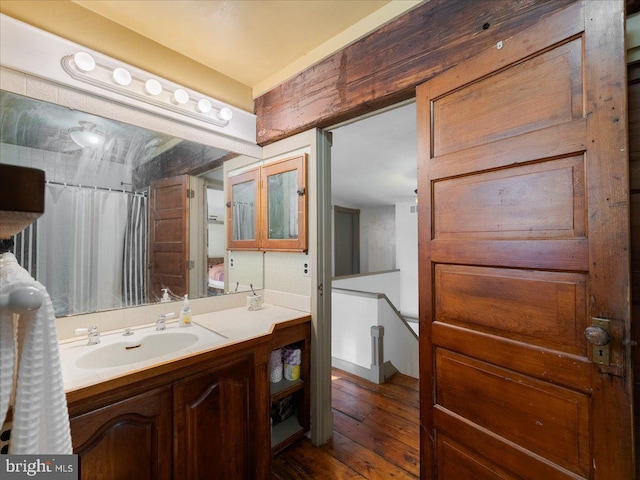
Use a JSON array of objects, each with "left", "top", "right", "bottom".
[
  {"left": 270, "top": 349, "right": 283, "bottom": 383},
  {"left": 283, "top": 346, "right": 301, "bottom": 365},
  {"left": 284, "top": 363, "right": 300, "bottom": 381},
  {"left": 270, "top": 365, "right": 283, "bottom": 383},
  {"left": 283, "top": 346, "right": 301, "bottom": 381}
]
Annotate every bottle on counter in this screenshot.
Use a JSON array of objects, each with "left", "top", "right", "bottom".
[
  {"left": 179, "top": 294, "right": 192, "bottom": 327},
  {"left": 160, "top": 288, "right": 170, "bottom": 302}
]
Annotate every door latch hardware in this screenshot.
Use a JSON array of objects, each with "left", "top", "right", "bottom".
[{"left": 585, "top": 318, "right": 611, "bottom": 366}]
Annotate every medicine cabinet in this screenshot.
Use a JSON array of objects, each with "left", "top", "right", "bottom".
[{"left": 226, "top": 154, "right": 307, "bottom": 252}]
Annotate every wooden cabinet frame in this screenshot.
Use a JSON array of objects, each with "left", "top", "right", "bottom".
[
  {"left": 226, "top": 154, "right": 308, "bottom": 252},
  {"left": 226, "top": 168, "right": 261, "bottom": 250}
]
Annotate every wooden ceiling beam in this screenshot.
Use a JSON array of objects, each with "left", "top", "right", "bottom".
[{"left": 254, "top": 0, "right": 579, "bottom": 146}]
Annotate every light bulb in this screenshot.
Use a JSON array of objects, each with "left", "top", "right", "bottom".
[
  {"left": 73, "top": 52, "right": 96, "bottom": 72},
  {"left": 112, "top": 67, "right": 132, "bottom": 86},
  {"left": 218, "top": 107, "right": 233, "bottom": 121},
  {"left": 172, "top": 89, "right": 189, "bottom": 105},
  {"left": 196, "top": 99, "right": 212, "bottom": 113},
  {"left": 145, "top": 79, "right": 162, "bottom": 96}
]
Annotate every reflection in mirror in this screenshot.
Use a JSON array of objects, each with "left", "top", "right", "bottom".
[
  {"left": 0, "top": 90, "right": 263, "bottom": 316},
  {"left": 232, "top": 179, "right": 256, "bottom": 241},
  {"left": 268, "top": 169, "right": 298, "bottom": 240}
]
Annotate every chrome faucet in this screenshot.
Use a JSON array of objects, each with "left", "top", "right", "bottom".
[
  {"left": 156, "top": 312, "right": 175, "bottom": 331},
  {"left": 74, "top": 326, "right": 100, "bottom": 345}
]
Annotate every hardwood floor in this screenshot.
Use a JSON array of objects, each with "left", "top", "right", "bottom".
[{"left": 271, "top": 368, "right": 420, "bottom": 479}]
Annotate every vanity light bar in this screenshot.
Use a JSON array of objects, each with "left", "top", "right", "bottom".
[{"left": 61, "top": 51, "right": 233, "bottom": 128}]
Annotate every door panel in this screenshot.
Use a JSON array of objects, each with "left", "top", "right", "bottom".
[
  {"left": 435, "top": 265, "right": 587, "bottom": 354},
  {"left": 437, "top": 436, "right": 516, "bottom": 480},
  {"left": 433, "top": 156, "right": 585, "bottom": 240},
  {"left": 433, "top": 38, "right": 583, "bottom": 157},
  {"left": 417, "top": 1, "right": 631, "bottom": 478},
  {"left": 436, "top": 349, "right": 590, "bottom": 476}
]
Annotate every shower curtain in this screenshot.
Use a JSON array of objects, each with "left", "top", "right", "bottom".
[
  {"left": 233, "top": 202, "right": 254, "bottom": 240},
  {"left": 122, "top": 194, "right": 147, "bottom": 307},
  {"left": 35, "top": 184, "right": 146, "bottom": 316}
]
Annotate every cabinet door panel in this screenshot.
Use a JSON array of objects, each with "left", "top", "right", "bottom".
[
  {"left": 226, "top": 168, "right": 261, "bottom": 250},
  {"left": 174, "top": 356, "right": 254, "bottom": 480},
  {"left": 70, "top": 386, "right": 172, "bottom": 480}
]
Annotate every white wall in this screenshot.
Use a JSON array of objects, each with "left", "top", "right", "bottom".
[
  {"left": 331, "top": 292, "right": 377, "bottom": 369},
  {"left": 206, "top": 188, "right": 225, "bottom": 258},
  {"left": 332, "top": 270, "right": 401, "bottom": 308},
  {"left": 332, "top": 289, "right": 418, "bottom": 378},
  {"left": 0, "top": 142, "right": 131, "bottom": 189},
  {"left": 395, "top": 201, "right": 418, "bottom": 318}
]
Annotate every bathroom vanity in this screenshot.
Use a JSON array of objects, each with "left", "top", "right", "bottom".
[{"left": 61, "top": 305, "right": 311, "bottom": 480}]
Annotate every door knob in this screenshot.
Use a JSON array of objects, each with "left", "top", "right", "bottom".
[
  {"left": 585, "top": 318, "right": 611, "bottom": 366},
  {"left": 584, "top": 325, "right": 611, "bottom": 346}
]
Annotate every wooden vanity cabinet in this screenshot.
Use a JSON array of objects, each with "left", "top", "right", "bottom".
[
  {"left": 67, "top": 316, "right": 310, "bottom": 479},
  {"left": 70, "top": 386, "right": 173, "bottom": 480},
  {"left": 68, "top": 347, "right": 269, "bottom": 480},
  {"left": 173, "top": 354, "right": 255, "bottom": 479}
]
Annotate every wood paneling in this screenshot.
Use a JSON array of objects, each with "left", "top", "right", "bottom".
[
  {"left": 436, "top": 349, "right": 590, "bottom": 476},
  {"left": 437, "top": 436, "right": 516, "bottom": 480},
  {"left": 435, "top": 265, "right": 587, "bottom": 354},
  {"left": 628, "top": 60, "right": 640, "bottom": 479},
  {"left": 254, "top": 0, "right": 575, "bottom": 145},
  {"left": 433, "top": 157, "right": 585, "bottom": 240},
  {"left": 433, "top": 39, "right": 582, "bottom": 156}
]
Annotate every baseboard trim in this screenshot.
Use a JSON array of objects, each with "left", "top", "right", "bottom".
[{"left": 331, "top": 357, "right": 397, "bottom": 384}]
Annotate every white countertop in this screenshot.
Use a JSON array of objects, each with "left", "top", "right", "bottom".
[{"left": 59, "top": 304, "right": 309, "bottom": 394}]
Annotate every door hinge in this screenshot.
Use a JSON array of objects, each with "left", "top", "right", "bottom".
[
  {"left": 187, "top": 260, "right": 195, "bottom": 270},
  {"left": 318, "top": 283, "right": 324, "bottom": 296},
  {"left": 187, "top": 189, "right": 195, "bottom": 198}
]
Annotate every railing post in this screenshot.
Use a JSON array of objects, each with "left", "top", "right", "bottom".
[{"left": 370, "top": 325, "right": 384, "bottom": 383}]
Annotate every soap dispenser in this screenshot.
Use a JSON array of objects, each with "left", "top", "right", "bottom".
[
  {"left": 160, "top": 288, "right": 170, "bottom": 302},
  {"left": 179, "top": 294, "right": 192, "bottom": 327}
]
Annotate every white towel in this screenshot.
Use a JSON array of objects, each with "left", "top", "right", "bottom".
[{"left": 0, "top": 252, "right": 72, "bottom": 454}]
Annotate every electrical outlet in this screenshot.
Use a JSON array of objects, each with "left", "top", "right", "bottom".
[
  {"left": 229, "top": 255, "right": 235, "bottom": 269},
  {"left": 302, "top": 258, "right": 311, "bottom": 277}
]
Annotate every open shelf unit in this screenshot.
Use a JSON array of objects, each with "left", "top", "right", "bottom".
[{"left": 269, "top": 321, "right": 311, "bottom": 455}]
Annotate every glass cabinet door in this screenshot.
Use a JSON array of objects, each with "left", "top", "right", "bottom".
[
  {"left": 226, "top": 168, "right": 260, "bottom": 250},
  {"left": 261, "top": 154, "right": 307, "bottom": 251}
]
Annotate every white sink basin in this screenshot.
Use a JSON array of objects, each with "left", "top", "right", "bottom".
[{"left": 74, "top": 328, "right": 217, "bottom": 369}]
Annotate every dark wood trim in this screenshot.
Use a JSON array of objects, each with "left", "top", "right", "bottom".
[
  {"left": 254, "top": 0, "right": 576, "bottom": 146},
  {"left": 133, "top": 147, "right": 234, "bottom": 190}
]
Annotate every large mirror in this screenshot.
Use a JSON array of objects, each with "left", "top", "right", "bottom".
[{"left": 0, "top": 90, "right": 263, "bottom": 317}]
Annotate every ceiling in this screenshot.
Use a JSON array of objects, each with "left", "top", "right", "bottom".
[
  {"left": 331, "top": 102, "right": 416, "bottom": 207},
  {"left": 1, "top": 1, "right": 417, "bottom": 207},
  {"left": 71, "top": 0, "right": 393, "bottom": 90}
]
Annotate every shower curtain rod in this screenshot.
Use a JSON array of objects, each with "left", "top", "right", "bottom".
[{"left": 45, "top": 180, "right": 147, "bottom": 196}]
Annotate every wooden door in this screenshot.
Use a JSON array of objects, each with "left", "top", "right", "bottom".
[
  {"left": 149, "top": 175, "right": 189, "bottom": 300},
  {"left": 173, "top": 355, "right": 254, "bottom": 480},
  {"left": 71, "top": 386, "right": 172, "bottom": 480},
  {"left": 417, "top": 2, "right": 632, "bottom": 479}
]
